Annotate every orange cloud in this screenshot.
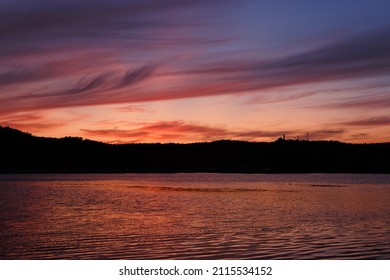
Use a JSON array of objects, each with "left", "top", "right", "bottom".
[
  {"left": 80, "top": 120, "right": 346, "bottom": 143},
  {"left": 0, "top": 112, "right": 65, "bottom": 132}
]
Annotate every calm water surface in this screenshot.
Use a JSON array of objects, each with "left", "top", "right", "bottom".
[{"left": 0, "top": 173, "right": 389, "bottom": 259}]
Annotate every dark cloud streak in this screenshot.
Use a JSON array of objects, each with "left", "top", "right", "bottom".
[
  {"left": 341, "top": 117, "right": 390, "bottom": 127},
  {"left": 315, "top": 93, "right": 390, "bottom": 110},
  {"left": 118, "top": 64, "right": 158, "bottom": 89}
]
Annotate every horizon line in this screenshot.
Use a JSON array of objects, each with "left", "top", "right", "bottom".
[{"left": 1, "top": 125, "right": 389, "bottom": 145}]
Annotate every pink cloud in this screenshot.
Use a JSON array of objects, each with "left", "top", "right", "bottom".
[{"left": 115, "top": 105, "right": 148, "bottom": 113}]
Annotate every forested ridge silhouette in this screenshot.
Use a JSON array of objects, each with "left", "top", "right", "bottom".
[{"left": 1, "top": 126, "right": 389, "bottom": 173}]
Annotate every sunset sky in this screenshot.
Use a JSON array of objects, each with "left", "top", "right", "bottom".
[{"left": 1, "top": 0, "right": 390, "bottom": 143}]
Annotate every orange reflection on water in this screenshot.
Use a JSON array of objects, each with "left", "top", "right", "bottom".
[{"left": 1, "top": 173, "right": 389, "bottom": 259}]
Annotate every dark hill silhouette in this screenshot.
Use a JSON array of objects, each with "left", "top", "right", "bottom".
[{"left": 1, "top": 125, "right": 389, "bottom": 173}]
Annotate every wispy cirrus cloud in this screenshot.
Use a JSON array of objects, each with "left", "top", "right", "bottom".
[
  {"left": 316, "top": 93, "right": 390, "bottom": 110},
  {"left": 118, "top": 64, "right": 159, "bottom": 89},
  {"left": 0, "top": 64, "right": 159, "bottom": 115},
  {"left": 69, "top": 74, "right": 111, "bottom": 95},
  {"left": 0, "top": 0, "right": 228, "bottom": 53},
  {"left": 177, "top": 26, "right": 390, "bottom": 92},
  {"left": 1, "top": 25, "right": 390, "bottom": 115},
  {"left": 340, "top": 116, "right": 390, "bottom": 127},
  {"left": 243, "top": 91, "right": 320, "bottom": 105}
]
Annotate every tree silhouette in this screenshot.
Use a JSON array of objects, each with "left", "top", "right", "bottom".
[{"left": 1, "top": 125, "right": 389, "bottom": 173}]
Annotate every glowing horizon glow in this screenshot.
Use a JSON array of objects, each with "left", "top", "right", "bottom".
[{"left": 1, "top": 0, "right": 390, "bottom": 143}]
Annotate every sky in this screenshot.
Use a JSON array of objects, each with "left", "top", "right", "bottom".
[{"left": 1, "top": 0, "right": 390, "bottom": 143}]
